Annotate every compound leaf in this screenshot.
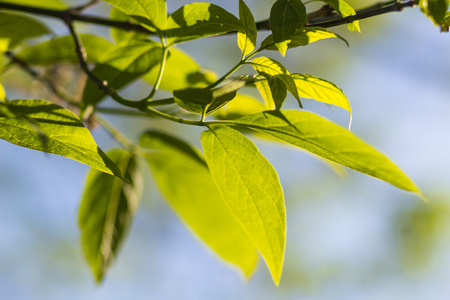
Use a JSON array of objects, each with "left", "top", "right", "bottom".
[
  {"left": 140, "top": 130, "right": 258, "bottom": 278},
  {"left": 201, "top": 126, "right": 286, "bottom": 285},
  {"left": 79, "top": 149, "right": 142, "bottom": 283}
]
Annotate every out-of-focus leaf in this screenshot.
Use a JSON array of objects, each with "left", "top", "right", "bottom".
[
  {"left": 82, "top": 40, "right": 162, "bottom": 107},
  {"left": 213, "top": 93, "right": 265, "bottom": 120},
  {"left": 420, "top": 0, "right": 449, "bottom": 25},
  {"left": 320, "top": 0, "right": 360, "bottom": 32},
  {"left": 269, "top": 0, "right": 306, "bottom": 56},
  {"left": 140, "top": 130, "right": 258, "bottom": 278},
  {"left": 226, "top": 110, "right": 422, "bottom": 196},
  {"left": 103, "top": 0, "right": 167, "bottom": 30},
  {"left": 15, "top": 34, "right": 113, "bottom": 65},
  {"left": 201, "top": 126, "right": 286, "bottom": 285},
  {"left": 260, "top": 27, "right": 348, "bottom": 50},
  {"left": 249, "top": 57, "right": 301, "bottom": 107},
  {"left": 0, "top": 12, "right": 51, "bottom": 50},
  {"left": 79, "top": 149, "right": 142, "bottom": 283},
  {"left": 440, "top": 11, "right": 450, "bottom": 31},
  {"left": 0, "top": 100, "right": 122, "bottom": 177},
  {"left": 166, "top": 3, "right": 244, "bottom": 45},
  {"left": 238, "top": 0, "right": 257, "bottom": 56},
  {"left": 109, "top": 7, "right": 150, "bottom": 43},
  {"left": 0, "top": 0, "right": 67, "bottom": 9},
  {"left": 144, "top": 46, "right": 216, "bottom": 91},
  {"left": 0, "top": 84, "right": 5, "bottom": 102}
]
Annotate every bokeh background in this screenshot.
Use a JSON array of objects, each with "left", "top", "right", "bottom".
[{"left": 1, "top": 0, "right": 450, "bottom": 299}]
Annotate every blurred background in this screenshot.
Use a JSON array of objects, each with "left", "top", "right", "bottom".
[{"left": 1, "top": 0, "right": 450, "bottom": 299}]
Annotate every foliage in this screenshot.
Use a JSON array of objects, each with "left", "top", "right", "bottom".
[{"left": 0, "top": 0, "right": 448, "bottom": 285}]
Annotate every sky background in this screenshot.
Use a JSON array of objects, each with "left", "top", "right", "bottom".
[{"left": 1, "top": 1, "right": 450, "bottom": 299}]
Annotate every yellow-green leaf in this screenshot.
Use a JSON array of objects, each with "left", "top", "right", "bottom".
[
  {"left": 79, "top": 149, "right": 142, "bottom": 283},
  {"left": 227, "top": 110, "right": 421, "bottom": 195},
  {"left": 140, "top": 130, "right": 258, "bottom": 278},
  {"left": 238, "top": 0, "right": 257, "bottom": 56},
  {"left": 201, "top": 126, "right": 286, "bottom": 285},
  {"left": 0, "top": 84, "right": 5, "bottom": 102},
  {"left": 420, "top": 0, "right": 449, "bottom": 25},
  {"left": 0, "top": 0, "right": 67, "bottom": 9},
  {"left": 320, "top": 0, "right": 360, "bottom": 32},
  {"left": 213, "top": 93, "right": 266, "bottom": 120},
  {"left": 0, "top": 100, "right": 122, "bottom": 177}
]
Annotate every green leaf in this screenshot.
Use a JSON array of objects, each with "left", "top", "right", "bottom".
[
  {"left": 201, "top": 126, "right": 286, "bottom": 285},
  {"left": 109, "top": 7, "right": 150, "bottom": 43},
  {"left": 103, "top": 0, "right": 167, "bottom": 30},
  {"left": 419, "top": 0, "right": 449, "bottom": 25},
  {"left": 255, "top": 80, "right": 276, "bottom": 109},
  {"left": 291, "top": 73, "right": 352, "bottom": 126},
  {"left": 238, "top": 0, "right": 257, "bottom": 56},
  {"left": 15, "top": 34, "right": 113, "bottom": 65},
  {"left": 0, "top": 0, "right": 67, "bottom": 9},
  {"left": 79, "top": 149, "right": 142, "bottom": 283},
  {"left": 269, "top": 0, "right": 306, "bottom": 56},
  {"left": 213, "top": 93, "right": 266, "bottom": 120},
  {"left": 144, "top": 46, "right": 217, "bottom": 91},
  {"left": 249, "top": 57, "right": 301, "bottom": 107},
  {"left": 0, "top": 100, "right": 122, "bottom": 177},
  {"left": 267, "top": 77, "right": 287, "bottom": 109},
  {"left": 440, "top": 11, "right": 450, "bottom": 31},
  {"left": 0, "top": 84, "right": 5, "bottom": 102},
  {"left": 173, "top": 80, "right": 246, "bottom": 116},
  {"left": 227, "top": 110, "right": 421, "bottom": 195},
  {"left": 260, "top": 27, "right": 348, "bottom": 50},
  {"left": 320, "top": 0, "right": 360, "bottom": 32},
  {"left": 0, "top": 12, "right": 52, "bottom": 51},
  {"left": 140, "top": 130, "right": 258, "bottom": 278},
  {"left": 82, "top": 40, "right": 162, "bottom": 108},
  {"left": 166, "top": 3, "right": 244, "bottom": 45}
]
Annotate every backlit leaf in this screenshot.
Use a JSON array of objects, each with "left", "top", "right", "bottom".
[
  {"left": 419, "top": 0, "right": 449, "bottom": 25},
  {"left": 166, "top": 3, "right": 244, "bottom": 45},
  {"left": 320, "top": 0, "right": 360, "bottom": 32},
  {"left": 238, "top": 0, "right": 257, "bottom": 56},
  {"left": 109, "top": 7, "right": 151, "bottom": 43},
  {"left": 144, "top": 47, "right": 216, "bottom": 91},
  {"left": 0, "top": 84, "right": 5, "bottom": 102},
  {"left": 0, "top": 12, "right": 51, "bottom": 50},
  {"left": 0, "top": 0, "right": 67, "bottom": 9},
  {"left": 140, "top": 130, "right": 258, "bottom": 278},
  {"left": 16, "top": 34, "right": 113, "bottom": 65},
  {"left": 79, "top": 149, "right": 142, "bottom": 283},
  {"left": 249, "top": 57, "right": 301, "bottom": 107},
  {"left": 82, "top": 40, "right": 162, "bottom": 108},
  {"left": 269, "top": 0, "right": 306, "bottom": 56},
  {"left": 103, "top": 0, "right": 167, "bottom": 30},
  {"left": 226, "top": 110, "right": 421, "bottom": 195},
  {"left": 0, "top": 100, "right": 122, "bottom": 177},
  {"left": 201, "top": 126, "right": 286, "bottom": 285},
  {"left": 213, "top": 93, "right": 265, "bottom": 120},
  {"left": 255, "top": 80, "right": 276, "bottom": 109}
]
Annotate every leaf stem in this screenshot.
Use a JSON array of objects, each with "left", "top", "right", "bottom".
[
  {"left": 142, "top": 39, "right": 169, "bottom": 103},
  {"left": 94, "top": 114, "right": 135, "bottom": 150}
]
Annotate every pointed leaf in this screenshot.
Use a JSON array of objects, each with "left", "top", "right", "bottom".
[
  {"left": 249, "top": 57, "right": 301, "bottom": 107},
  {"left": 0, "top": 100, "right": 122, "bottom": 177},
  {"left": 82, "top": 40, "right": 162, "bottom": 108},
  {"left": 419, "top": 0, "right": 449, "bottom": 25},
  {"left": 201, "top": 126, "right": 286, "bottom": 285},
  {"left": 79, "top": 149, "right": 142, "bottom": 283},
  {"left": 15, "top": 34, "right": 113, "bottom": 65},
  {"left": 267, "top": 77, "right": 287, "bottom": 109},
  {"left": 238, "top": 0, "right": 257, "bottom": 56},
  {"left": 144, "top": 46, "right": 216, "bottom": 91},
  {"left": 255, "top": 80, "right": 276, "bottom": 109},
  {"left": 0, "top": 12, "right": 51, "bottom": 50},
  {"left": 103, "top": 0, "right": 167, "bottom": 30},
  {"left": 166, "top": 3, "right": 244, "bottom": 45},
  {"left": 140, "top": 130, "right": 258, "bottom": 278},
  {"left": 269, "top": 0, "right": 306, "bottom": 56},
  {"left": 227, "top": 110, "right": 421, "bottom": 195},
  {"left": 320, "top": 0, "right": 360, "bottom": 32},
  {"left": 260, "top": 27, "right": 348, "bottom": 50}
]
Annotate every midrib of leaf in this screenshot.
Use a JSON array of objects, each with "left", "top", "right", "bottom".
[{"left": 208, "top": 127, "right": 283, "bottom": 270}]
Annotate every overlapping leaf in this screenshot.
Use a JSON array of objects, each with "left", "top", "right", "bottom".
[
  {"left": 166, "top": 3, "right": 244, "bottom": 45},
  {"left": 419, "top": 0, "right": 449, "bottom": 25},
  {"left": 144, "top": 47, "right": 216, "bottom": 91},
  {"left": 103, "top": 0, "right": 167, "bottom": 30},
  {"left": 16, "top": 35, "right": 113, "bottom": 65},
  {"left": 82, "top": 40, "right": 162, "bottom": 108},
  {"left": 0, "top": 12, "right": 51, "bottom": 51},
  {"left": 213, "top": 93, "right": 266, "bottom": 120},
  {"left": 226, "top": 110, "right": 421, "bottom": 195},
  {"left": 140, "top": 130, "right": 258, "bottom": 278},
  {"left": 79, "top": 149, "right": 142, "bottom": 282},
  {"left": 0, "top": 100, "right": 122, "bottom": 177},
  {"left": 238, "top": 0, "right": 257, "bottom": 56},
  {"left": 269, "top": 0, "right": 306, "bottom": 56},
  {"left": 201, "top": 126, "right": 286, "bottom": 285},
  {"left": 320, "top": 0, "right": 360, "bottom": 32},
  {"left": 109, "top": 7, "right": 150, "bottom": 43}
]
